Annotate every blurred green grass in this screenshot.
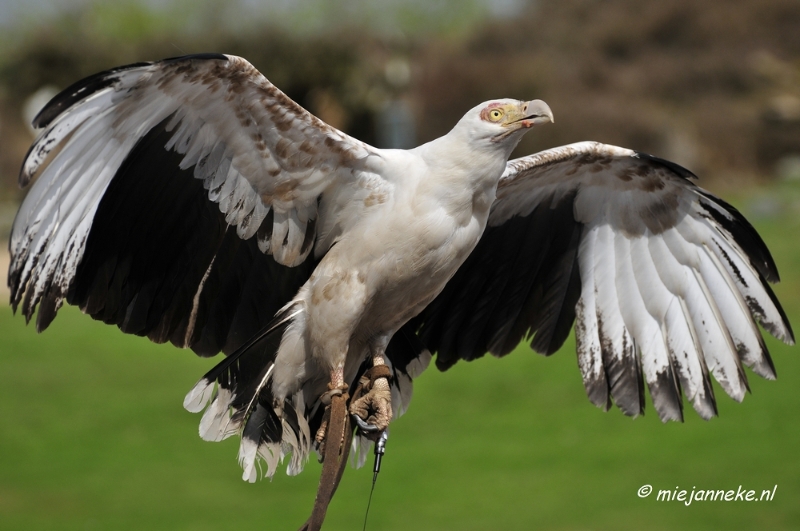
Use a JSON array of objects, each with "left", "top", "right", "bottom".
[{"left": 1, "top": 185, "right": 799, "bottom": 530}]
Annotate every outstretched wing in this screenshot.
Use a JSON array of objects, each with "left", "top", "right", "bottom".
[
  {"left": 412, "top": 141, "right": 794, "bottom": 422},
  {"left": 8, "top": 53, "right": 386, "bottom": 354}
]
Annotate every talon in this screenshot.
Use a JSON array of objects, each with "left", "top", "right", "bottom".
[
  {"left": 349, "top": 367, "right": 393, "bottom": 439},
  {"left": 352, "top": 414, "right": 381, "bottom": 433}
]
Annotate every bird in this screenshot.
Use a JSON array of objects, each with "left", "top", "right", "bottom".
[{"left": 8, "top": 53, "right": 794, "bottom": 485}]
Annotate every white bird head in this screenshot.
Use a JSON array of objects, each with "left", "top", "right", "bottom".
[{"left": 456, "top": 99, "right": 554, "bottom": 149}]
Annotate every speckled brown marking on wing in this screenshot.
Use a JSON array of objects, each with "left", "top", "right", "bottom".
[
  {"left": 641, "top": 192, "right": 680, "bottom": 234},
  {"left": 272, "top": 180, "right": 298, "bottom": 202},
  {"left": 253, "top": 132, "right": 266, "bottom": 152},
  {"left": 274, "top": 138, "right": 292, "bottom": 159},
  {"left": 363, "top": 191, "right": 388, "bottom": 207},
  {"left": 145, "top": 55, "right": 379, "bottom": 266},
  {"left": 576, "top": 152, "right": 606, "bottom": 166},
  {"left": 298, "top": 140, "right": 317, "bottom": 154},
  {"left": 323, "top": 135, "right": 359, "bottom": 165}
]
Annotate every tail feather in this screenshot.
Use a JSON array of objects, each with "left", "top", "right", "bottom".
[
  {"left": 183, "top": 305, "right": 300, "bottom": 414},
  {"left": 283, "top": 393, "right": 311, "bottom": 476},
  {"left": 238, "top": 391, "right": 312, "bottom": 480},
  {"left": 198, "top": 387, "right": 236, "bottom": 441},
  {"left": 184, "top": 303, "right": 313, "bottom": 480},
  {"left": 183, "top": 378, "right": 216, "bottom": 413},
  {"left": 238, "top": 403, "right": 267, "bottom": 480},
  {"left": 187, "top": 308, "right": 435, "bottom": 480},
  {"left": 238, "top": 402, "right": 281, "bottom": 482}
]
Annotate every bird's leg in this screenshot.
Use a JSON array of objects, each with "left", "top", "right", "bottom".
[
  {"left": 350, "top": 349, "right": 393, "bottom": 438},
  {"left": 315, "top": 364, "right": 349, "bottom": 455}
]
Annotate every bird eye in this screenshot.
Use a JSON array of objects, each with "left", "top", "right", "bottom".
[{"left": 481, "top": 107, "right": 505, "bottom": 122}]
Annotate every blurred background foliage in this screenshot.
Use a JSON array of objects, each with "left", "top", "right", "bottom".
[{"left": 1, "top": 1, "right": 800, "bottom": 529}]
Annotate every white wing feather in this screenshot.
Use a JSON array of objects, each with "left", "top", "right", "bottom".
[{"left": 495, "top": 141, "right": 793, "bottom": 420}]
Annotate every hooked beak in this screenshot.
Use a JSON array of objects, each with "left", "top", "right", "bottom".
[
  {"left": 514, "top": 99, "right": 554, "bottom": 128},
  {"left": 492, "top": 99, "right": 554, "bottom": 142}
]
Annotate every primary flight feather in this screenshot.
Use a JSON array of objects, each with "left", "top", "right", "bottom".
[{"left": 9, "top": 54, "right": 793, "bottom": 484}]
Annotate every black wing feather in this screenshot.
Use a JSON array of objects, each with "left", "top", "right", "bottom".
[
  {"left": 412, "top": 190, "right": 583, "bottom": 371},
  {"left": 65, "top": 116, "right": 314, "bottom": 357}
]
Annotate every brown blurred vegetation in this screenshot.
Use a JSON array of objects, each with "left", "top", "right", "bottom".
[
  {"left": 415, "top": 0, "right": 800, "bottom": 184},
  {"left": 2, "top": 0, "right": 800, "bottom": 209}
]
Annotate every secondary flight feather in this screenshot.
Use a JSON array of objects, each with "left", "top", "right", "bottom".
[{"left": 9, "top": 54, "right": 793, "bottom": 488}]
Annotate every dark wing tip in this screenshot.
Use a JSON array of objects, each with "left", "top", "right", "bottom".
[
  {"left": 762, "top": 288, "right": 795, "bottom": 344},
  {"left": 695, "top": 193, "right": 794, "bottom": 345},
  {"left": 160, "top": 52, "right": 228, "bottom": 64},
  {"left": 31, "top": 61, "right": 153, "bottom": 129},
  {"left": 32, "top": 54, "right": 229, "bottom": 130},
  {"left": 649, "top": 369, "right": 685, "bottom": 423},
  {"left": 784, "top": 320, "right": 796, "bottom": 345},
  {"left": 18, "top": 141, "right": 39, "bottom": 187},
  {"left": 434, "top": 355, "right": 459, "bottom": 372},
  {"left": 696, "top": 194, "right": 794, "bottom": 343},
  {"left": 698, "top": 194, "right": 781, "bottom": 282},
  {"left": 633, "top": 151, "right": 698, "bottom": 180}
]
